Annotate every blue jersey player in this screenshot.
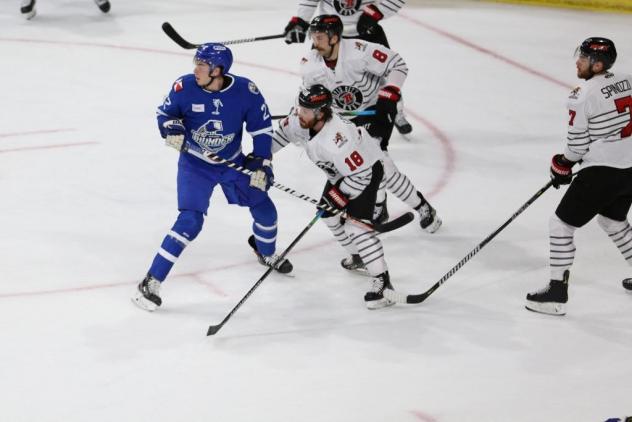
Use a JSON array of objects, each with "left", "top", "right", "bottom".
[{"left": 133, "top": 43, "right": 292, "bottom": 312}]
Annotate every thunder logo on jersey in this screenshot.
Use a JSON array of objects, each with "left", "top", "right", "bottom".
[{"left": 191, "top": 119, "right": 235, "bottom": 153}]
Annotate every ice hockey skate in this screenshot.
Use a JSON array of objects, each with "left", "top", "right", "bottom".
[
  {"left": 93, "top": 0, "right": 111, "bottom": 13},
  {"left": 394, "top": 100, "right": 412, "bottom": 136},
  {"left": 132, "top": 274, "right": 162, "bottom": 312},
  {"left": 418, "top": 202, "right": 442, "bottom": 233},
  {"left": 20, "top": 0, "right": 36, "bottom": 19},
  {"left": 247, "top": 235, "right": 293, "bottom": 274},
  {"left": 340, "top": 254, "right": 368, "bottom": 274},
  {"left": 364, "top": 272, "right": 395, "bottom": 309},
  {"left": 525, "top": 270, "right": 569, "bottom": 315},
  {"left": 623, "top": 278, "right": 632, "bottom": 292},
  {"left": 373, "top": 200, "right": 389, "bottom": 225}
]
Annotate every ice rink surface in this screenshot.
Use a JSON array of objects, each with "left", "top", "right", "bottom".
[{"left": 1, "top": 1, "right": 631, "bottom": 421}]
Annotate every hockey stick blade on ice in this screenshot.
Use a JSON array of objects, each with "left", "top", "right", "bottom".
[
  {"left": 162, "top": 22, "right": 285, "bottom": 49},
  {"left": 207, "top": 210, "right": 325, "bottom": 336},
  {"left": 384, "top": 180, "right": 554, "bottom": 305}
]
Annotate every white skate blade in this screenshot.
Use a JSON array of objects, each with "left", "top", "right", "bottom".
[
  {"left": 365, "top": 297, "right": 396, "bottom": 310},
  {"left": 525, "top": 300, "right": 566, "bottom": 316},
  {"left": 131, "top": 292, "right": 158, "bottom": 312},
  {"left": 423, "top": 216, "right": 442, "bottom": 234}
]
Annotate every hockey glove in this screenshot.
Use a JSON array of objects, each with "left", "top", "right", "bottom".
[
  {"left": 245, "top": 154, "right": 274, "bottom": 191},
  {"left": 322, "top": 184, "right": 349, "bottom": 212},
  {"left": 284, "top": 17, "right": 309, "bottom": 44},
  {"left": 368, "top": 86, "right": 400, "bottom": 147},
  {"left": 357, "top": 5, "right": 384, "bottom": 36},
  {"left": 550, "top": 154, "right": 575, "bottom": 188},
  {"left": 162, "top": 119, "right": 186, "bottom": 151}
]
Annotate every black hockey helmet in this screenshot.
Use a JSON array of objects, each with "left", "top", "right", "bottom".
[
  {"left": 309, "top": 14, "right": 343, "bottom": 39},
  {"left": 577, "top": 37, "right": 617, "bottom": 70},
  {"left": 298, "top": 84, "right": 333, "bottom": 110}
]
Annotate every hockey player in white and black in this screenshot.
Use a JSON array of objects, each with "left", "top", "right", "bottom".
[
  {"left": 297, "top": 15, "right": 441, "bottom": 236},
  {"left": 273, "top": 84, "right": 396, "bottom": 309},
  {"left": 283, "top": 2, "right": 413, "bottom": 135},
  {"left": 526, "top": 37, "right": 632, "bottom": 315}
]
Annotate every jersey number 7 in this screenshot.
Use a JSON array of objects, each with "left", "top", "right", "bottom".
[{"left": 614, "top": 95, "right": 632, "bottom": 138}]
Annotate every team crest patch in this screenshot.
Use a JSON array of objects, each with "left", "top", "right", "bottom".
[
  {"left": 333, "top": 0, "right": 361, "bottom": 16},
  {"left": 354, "top": 41, "right": 367, "bottom": 51},
  {"left": 569, "top": 86, "right": 581, "bottom": 99},
  {"left": 173, "top": 79, "right": 183, "bottom": 92},
  {"left": 332, "top": 85, "right": 363, "bottom": 111},
  {"left": 334, "top": 132, "right": 348, "bottom": 148},
  {"left": 191, "top": 119, "right": 235, "bottom": 153},
  {"left": 248, "top": 81, "right": 260, "bottom": 94}
]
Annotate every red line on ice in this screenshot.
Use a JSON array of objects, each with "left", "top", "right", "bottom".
[
  {"left": 0, "top": 128, "right": 76, "bottom": 139},
  {"left": 0, "top": 141, "right": 99, "bottom": 154},
  {"left": 411, "top": 410, "right": 438, "bottom": 422},
  {"left": 398, "top": 13, "right": 572, "bottom": 89}
]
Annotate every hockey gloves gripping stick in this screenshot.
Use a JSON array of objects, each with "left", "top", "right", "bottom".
[
  {"left": 161, "top": 22, "right": 284, "bottom": 49},
  {"left": 357, "top": 5, "right": 384, "bottom": 36},
  {"left": 283, "top": 17, "right": 309, "bottom": 44},
  {"left": 162, "top": 120, "right": 186, "bottom": 151},
  {"left": 384, "top": 180, "right": 555, "bottom": 305},
  {"left": 244, "top": 154, "right": 274, "bottom": 192},
  {"left": 550, "top": 154, "right": 575, "bottom": 188}
]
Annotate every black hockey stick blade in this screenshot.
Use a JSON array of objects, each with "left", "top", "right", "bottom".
[
  {"left": 162, "top": 22, "right": 199, "bottom": 49},
  {"left": 207, "top": 324, "right": 222, "bottom": 336},
  {"left": 374, "top": 212, "right": 414, "bottom": 233}
]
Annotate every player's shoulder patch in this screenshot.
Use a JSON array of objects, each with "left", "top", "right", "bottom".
[
  {"left": 248, "top": 81, "right": 260, "bottom": 95},
  {"left": 300, "top": 57, "right": 308, "bottom": 64},
  {"left": 173, "top": 78, "right": 184, "bottom": 93},
  {"left": 568, "top": 86, "right": 581, "bottom": 100}
]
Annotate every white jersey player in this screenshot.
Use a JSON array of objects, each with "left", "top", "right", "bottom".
[
  {"left": 295, "top": 14, "right": 442, "bottom": 233},
  {"left": 283, "top": 7, "right": 413, "bottom": 135},
  {"left": 274, "top": 84, "right": 396, "bottom": 309},
  {"left": 526, "top": 37, "right": 632, "bottom": 315}
]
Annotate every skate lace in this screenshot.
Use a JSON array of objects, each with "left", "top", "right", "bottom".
[
  {"left": 263, "top": 254, "right": 283, "bottom": 269},
  {"left": 147, "top": 278, "right": 161, "bottom": 295},
  {"left": 369, "top": 277, "right": 385, "bottom": 293}
]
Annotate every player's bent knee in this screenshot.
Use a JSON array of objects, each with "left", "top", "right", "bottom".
[
  {"left": 250, "top": 197, "right": 277, "bottom": 225},
  {"left": 596, "top": 214, "right": 628, "bottom": 234},
  {"left": 173, "top": 210, "right": 205, "bottom": 241},
  {"left": 550, "top": 214, "right": 577, "bottom": 236}
]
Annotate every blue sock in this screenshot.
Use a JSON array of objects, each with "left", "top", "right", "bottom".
[{"left": 148, "top": 210, "right": 204, "bottom": 281}]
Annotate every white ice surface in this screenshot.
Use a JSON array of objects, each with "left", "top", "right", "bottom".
[{"left": 1, "top": 1, "right": 631, "bottom": 421}]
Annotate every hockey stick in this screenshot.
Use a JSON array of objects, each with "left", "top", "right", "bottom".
[
  {"left": 183, "top": 145, "right": 414, "bottom": 233},
  {"left": 384, "top": 179, "right": 555, "bottom": 305},
  {"left": 207, "top": 210, "right": 325, "bottom": 336},
  {"left": 271, "top": 110, "right": 376, "bottom": 120},
  {"left": 162, "top": 22, "right": 284, "bottom": 49}
]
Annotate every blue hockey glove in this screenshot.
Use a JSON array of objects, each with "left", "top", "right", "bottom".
[
  {"left": 162, "top": 119, "right": 186, "bottom": 151},
  {"left": 245, "top": 154, "right": 274, "bottom": 191},
  {"left": 550, "top": 154, "right": 575, "bottom": 188}
]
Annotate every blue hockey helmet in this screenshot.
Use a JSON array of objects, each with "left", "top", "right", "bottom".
[{"left": 194, "top": 43, "right": 233, "bottom": 74}]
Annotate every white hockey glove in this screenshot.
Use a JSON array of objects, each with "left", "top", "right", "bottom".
[
  {"left": 245, "top": 155, "right": 274, "bottom": 192},
  {"left": 162, "top": 119, "right": 185, "bottom": 151}
]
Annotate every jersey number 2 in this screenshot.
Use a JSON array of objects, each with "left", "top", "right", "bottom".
[
  {"left": 614, "top": 95, "right": 632, "bottom": 138},
  {"left": 344, "top": 151, "right": 365, "bottom": 171}
]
